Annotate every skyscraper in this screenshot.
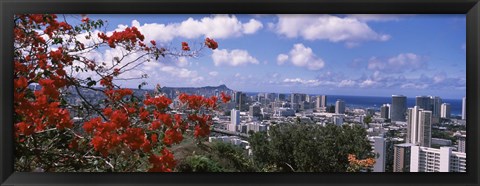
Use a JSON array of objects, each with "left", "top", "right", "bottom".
[
  {"left": 380, "top": 104, "right": 390, "bottom": 119},
  {"left": 391, "top": 95, "right": 407, "bottom": 122},
  {"left": 234, "top": 91, "right": 247, "bottom": 111},
  {"left": 440, "top": 103, "right": 451, "bottom": 119},
  {"left": 429, "top": 96, "right": 442, "bottom": 119},
  {"left": 230, "top": 108, "right": 240, "bottom": 132},
  {"left": 335, "top": 99, "right": 345, "bottom": 114},
  {"left": 406, "top": 106, "right": 432, "bottom": 147},
  {"left": 415, "top": 96, "right": 431, "bottom": 110},
  {"left": 316, "top": 95, "right": 327, "bottom": 111},
  {"left": 462, "top": 97, "right": 466, "bottom": 120}
]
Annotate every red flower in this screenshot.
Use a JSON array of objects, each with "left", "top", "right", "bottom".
[
  {"left": 150, "top": 40, "right": 156, "bottom": 45},
  {"left": 81, "top": 17, "right": 89, "bottom": 23},
  {"left": 15, "top": 122, "right": 35, "bottom": 136},
  {"left": 181, "top": 42, "right": 190, "bottom": 51},
  {"left": 122, "top": 128, "right": 146, "bottom": 151},
  {"left": 205, "top": 38, "right": 218, "bottom": 50},
  {"left": 148, "top": 148, "right": 176, "bottom": 172},
  {"left": 163, "top": 128, "right": 183, "bottom": 146},
  {"left": 151, "top": 133, "right": 158, "bottom": 145},
  {"left": 14, "top": 77, "right": 28, "bottom": 89},
  {"left": 220, "top": 92, "right": 231, "bottom": 103}
]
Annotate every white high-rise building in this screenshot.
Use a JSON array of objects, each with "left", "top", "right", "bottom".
[
  {"left": 410, "top": 146, "right": 466, "bottom": 172},
  {"left": 369, "top": 136, "right": 386, "bottom": 172},
  {"left": 316, "top": 95, "right": 327, "bottom": 111},
  {"left": 335, "top": 99, "right": 345, "bottom": 114},
  {"left": 440, "top": 103, "right": 451, "bottom": 119},
  {"left": 406, "top": 106, "right": 432, "bottom": 147},
  {"left": 462, "top": 97, "right": 466, "bottom": 120},
  {"left": 230, "top": 109, "right": 240, "bottom": 132}
]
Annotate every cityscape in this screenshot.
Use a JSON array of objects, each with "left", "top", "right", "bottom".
[
  {"left": 45, "top": 82, "right": 466, "bottom": 172},
  {"left": 15, "top": 14, "right": 466, "bottom": 172}
]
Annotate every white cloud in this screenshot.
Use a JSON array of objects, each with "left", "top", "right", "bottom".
[
  {"left": 279, "top": 43, "right": 325, "bottom": 70},
  {"left": 235, "top": 73, "right": 241, "bottom": 77},
  {"left": 242, "top": 19, "right": 263, "bottom": 34},
  {"left": 160, "top": 66, "right": 204, "bottom": 82},
  {"left": 176, "top": 57, "right": 189, "bottom": 67},
  {"left": 359, "top": 79, "right": 377, "bottom": 88},
  {"left": 462, "top": 43, "right": 466, "bottom": 51},
  {"left": 367, "top": 53, "right": 426, "bottom": 73},
  {"left": 211, "top": 49, "right": 259, "bottom": 66},
  {"left": 339, "top": 80, "right": 356, "bottom": 87},
  {"left": 209, "top": 71, "right": 219, "bottom": 76},
  {"left": 120, "top": 15, "right": 263, "bottom": 43},
  {"left": 273, "top": 14, "right": 390, "bottom": 46},
  {"left": 277, "top": 54, "right": 289, "bottom": 65}
]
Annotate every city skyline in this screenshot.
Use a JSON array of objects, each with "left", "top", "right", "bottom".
[{"left": 69, "top": 14, "right": 465, "bottom": 99}]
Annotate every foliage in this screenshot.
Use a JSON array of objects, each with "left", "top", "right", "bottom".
[
  {"left": 176, "top": 155, "right": 224, "bottom": 172},
  {"left": 248, "top": 123, "right": 375, "bottom": 172},
  {"left": 13, "top": 14, "right": 228, "bottom": 172}
]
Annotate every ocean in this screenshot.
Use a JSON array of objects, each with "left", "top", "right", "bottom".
[
  {"left": 325, "top": 95, "right": 463, "bottom": 116},
  {"left": 246, "top": 93, "right": 463, "bottom": 116}
]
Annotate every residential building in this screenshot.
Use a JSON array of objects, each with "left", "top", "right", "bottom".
[
  {"left": 406, "top": 106, "right": 432, "bottom": 147},
  {"left": 410, "top": 146, "right": 466, "bottom": 172}
]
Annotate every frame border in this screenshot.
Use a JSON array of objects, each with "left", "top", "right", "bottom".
[{"left": 1, "top": 0, "right": 479, "bottom": 185}]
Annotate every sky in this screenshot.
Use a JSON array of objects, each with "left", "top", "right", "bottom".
[{"left": 68, "top": 14, "right": 466, "bottom": 99}]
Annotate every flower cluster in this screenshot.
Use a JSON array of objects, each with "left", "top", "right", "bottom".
[
  {"left": 98, "top": 26, "right": 145, "bottom": 48},
  {"left": 205, "top": 37, "right": 218, "bottom": 50},
  {"left": 14, "top": 14, "right": 223, "bottom": 172},
  {"left": 181, "top": 42, "right": 190, "bottom": 51},
  {"left": 347, "top": 154, "right": 376, "bottom": 171}
]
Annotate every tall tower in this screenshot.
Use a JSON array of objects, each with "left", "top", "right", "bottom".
[
  {"left": 391, "top": 95, "right": 407, "bottom": 122},
  {"left": 380, "top": 104, "right": 390, "bottom": 119},
  {"left": 415, "top": 96, "right": 431, "bottom": 110},
  {"left": 335, "top": 99, "right": 345, "bottom": 114},
  {"left": 406, "top": 106, "right": 432, "bottom": 147},
  {"left": 440, "top": 103, "right": 451, "bottom": 119}
]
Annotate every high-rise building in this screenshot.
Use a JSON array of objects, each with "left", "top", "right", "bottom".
[
  {"left": 457, "top": 135, "right": 466, "bottom": 153},
  {"left": 370, "top": 136, "right": 386, "bottom": 172},
  {"left": 391, "top": 95, "right": 407, "bottom": 122},
  {"left": 440, "top": 103, "right": 451, "bottom": 119},
  {"left": 230, "top": 109, "right": 240, "bottom": 132},
  {"left": 462, "top": 97, "right": 466, "bottom": 120},
  {"left": 429, "top": 96, "right": 442, "bottom": 119},
  {"left": 393, "top": 143, "right": 414, "bottom": 172},
  {"left": 410, "top": 146, "right": 466, "bottom": 172},
  {"left": 415, "top": 96, "right": 431, "bottom": 110},
  {"left": 380, "top": 104, "right": 390, "bottom": 119},
  {"left": 406, "top": 106, "right": 432, "bottom": 147},
  {"left": 278, "top": 94, "right": 287, "bottom": 101},
  {"left": 249, "top": 104, "right": 262, "bottom": 119},
  {"left": 335, "top": 99, "right": 345, "bottom": 114},
  {"left": 234, "top": 91, "right": 247, "bottom": 111},
  {"left": 316, "top": 95, "right": 327, "bottom": 111}
]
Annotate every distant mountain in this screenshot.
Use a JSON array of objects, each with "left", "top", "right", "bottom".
[{"left": 161, "top": 84, "right": 233, "bottom": 97}]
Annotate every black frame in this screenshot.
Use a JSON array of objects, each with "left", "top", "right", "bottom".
[{"left": 1, "top": 0, "right": 479, "bottom": 185}]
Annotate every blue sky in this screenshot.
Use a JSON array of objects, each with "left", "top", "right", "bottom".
[{"left": 73, "top": 14, "right": 466, "bottom": 99}]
